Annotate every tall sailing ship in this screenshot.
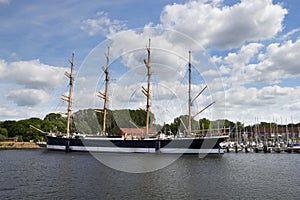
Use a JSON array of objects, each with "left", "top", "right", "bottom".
[{"left": 43, "top": 40, "right": 228, "bottom": 155}]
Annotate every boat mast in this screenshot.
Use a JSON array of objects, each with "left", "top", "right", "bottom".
[
  {"left": 187, "top": 51, "right": 215, "bottom": 136},
  {"left": 98, "top": 47, "right": 110, "bottom": 135},
  {"left": 143, "top": 38, "right": 151, "bottom": 137},
  {"left": 62, "top": 52, "right": 74, "bottom": 138},
  {"left": 188, "top": 50, "right": 192, "bottom": 136}
]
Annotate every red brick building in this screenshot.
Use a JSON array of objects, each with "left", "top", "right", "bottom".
[{"left": 119, "top": 128, "right": 156, "bottom": 137}]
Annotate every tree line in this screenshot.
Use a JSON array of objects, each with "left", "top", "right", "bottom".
[
  {"left": 0, "top": 109, "right": 155, "bottom": 141},
  {"left": 0, "top": 109, "right": 299, "bottom": 142},
  {"left": 0, "top": 113, "right": 67, "bottom": 142}
]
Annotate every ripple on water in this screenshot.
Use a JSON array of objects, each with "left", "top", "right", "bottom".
[{"left": 0, "top": 150, "right": 299, "bottom": 200}]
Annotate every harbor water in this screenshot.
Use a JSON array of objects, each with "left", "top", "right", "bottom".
[{"left": 0, "top": 150, "right": 299, "bottom": 200}]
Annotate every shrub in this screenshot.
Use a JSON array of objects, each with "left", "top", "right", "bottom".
[{"left": 0, "top": 134, "right": 6, "bottom": 141}]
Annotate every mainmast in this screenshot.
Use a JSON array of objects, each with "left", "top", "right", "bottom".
[
  {"left": 142, "top": 38, "right": 151, "bottom": 137},
  {"left": 61, "top": 52, "right": 74, "bottom": 138},
  {"left": 97, "top": 47, "right": 110, "bottom": 135}
]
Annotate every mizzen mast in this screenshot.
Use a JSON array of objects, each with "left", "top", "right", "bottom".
[
  {"left": 61, "top": 52, "right": 74, "bottom": 138},
  {"left": 142, "top": 38, "right": 151, "bottom": 137},
  {"left": 97, "top": 47, "right": 110, "bottom": 135},
  {"left": 188, "top": 51, "right": 192, "bottom": 136},
  {"left": 187, "top": 51, "right": 215, "bottom": 136}
]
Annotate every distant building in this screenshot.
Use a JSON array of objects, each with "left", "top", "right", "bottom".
[
  {"left": 7, "top": 137, "right": 18, "bottom": 142},
  {"left": 119, "top": 128, "right": 156, "bottom": 137},
  {"left": 238, "top": 127, "right": 300, "bottom": 139}
]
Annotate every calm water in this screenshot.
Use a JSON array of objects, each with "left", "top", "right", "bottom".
[{"left": 0, "top": 150, "right": 299, "bottom": 200}]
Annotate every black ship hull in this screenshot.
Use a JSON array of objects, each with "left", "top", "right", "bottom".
[{"left": 45, "top": 135, "right": 228, "bottom": 154}]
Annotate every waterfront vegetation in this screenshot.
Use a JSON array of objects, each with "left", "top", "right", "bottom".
[
  {"left": 0, "top": 113, "right": 66, "bottom": 142},
  {"left": 0, "top": 142, "right": 40, "bottom": 149},
  {"left": 0, "top": 109, "right": 299, "bottom": 142}
]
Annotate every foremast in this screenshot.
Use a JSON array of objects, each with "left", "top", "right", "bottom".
[
  {"left": 61, "top": 53, "right": 74, "bottom": 138},
  {"left": 97, "top": 47, "right": 110, "bottom": 135},
  {"left": 142, "top": 38, "right": 151, "bottom": 137}
]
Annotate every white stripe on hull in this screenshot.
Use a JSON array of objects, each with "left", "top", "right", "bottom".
[
  {"left": 73, "top": 146, "right": 156, "bottom": 153},
  {"left": 159, "top": 148, "right": 224, "bottom": 154},
  {"left": 47, "top": 145, "right": 66, "bottom": 151},
  {"left": 47, "top": 145, "right": 224, "bottom": 154}
]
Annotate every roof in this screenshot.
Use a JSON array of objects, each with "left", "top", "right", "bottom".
[
  {"left": 119, "top": 128, "right": 156, "bottom": 135},
  {"left": 244, "top": 127, "right": 300, "bottom": 134}
]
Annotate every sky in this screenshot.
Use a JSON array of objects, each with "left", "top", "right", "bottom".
[{"left": 0, "top": 0, "right": 300, "bottom": 126}]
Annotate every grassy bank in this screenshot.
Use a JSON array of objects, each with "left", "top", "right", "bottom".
[{"left": 0, "top": 142, "right": 42, "bottom": 149}]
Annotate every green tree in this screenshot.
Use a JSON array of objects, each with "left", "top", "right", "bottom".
[
  {"left": 16, "top": 135, "right": 23, "bottom": 142},
  {"left": 160, "top": 115, "right": 199, "bottom": 135},
  {"left": 199, "top": 118, "right": 210, "bottom": 130},
  {"left": 2, "top": 120, "right": 17, "bottom": 137},
  {"left": 0, "top": 127, "right": 8, "bottom": 138},
  {"left": 42, "top": 113, "right": 69, "bottom": 133},
  {"left": 73, "top": 109, "right": 101, "bottom": 134},
  {"left": 0, "top": 134, "right": 6, "bottom": 141},
  {"left": 44, "top": 113, "right": 62, "bottom": 121}
]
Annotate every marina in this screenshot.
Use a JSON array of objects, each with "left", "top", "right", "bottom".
[
  {"left": 220, "top": 123, "right": 300, "bottom": 153},
  {"left": 222, "top": 141, "right": 300, "bottom": 153}
]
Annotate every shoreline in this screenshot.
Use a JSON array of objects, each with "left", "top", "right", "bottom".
[{"left": 0, "top": 142, "right": 43, "bottom": 150}]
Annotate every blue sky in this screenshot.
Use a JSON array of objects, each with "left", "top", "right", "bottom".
[{"left": 1, "top": 0, "right": 300, "bottom": 125}]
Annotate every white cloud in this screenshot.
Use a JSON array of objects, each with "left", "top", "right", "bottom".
[
  {"left": 159, "top": 0, "right": 287, "bottom": 49},
  {"left": 215, "top": 43, "right": 264, "bottom": 87},
  {"left": 0, "top": 106, "right": 19, "bottom": 120},
  {"left": 224, "top": 43, "right": 264, "bottom": 66},
  {"left": 0, "top": 59, "right": 66, "bottom": 89},
  {"left": 285, "top": 101, "right": 300, "bottom": 112},
  {"left": 281, "top": 28, "right": 300, "bottom": 40},
  {"left": 257, "top": 85, "right": 293, "bottom": 101},
  {"left": 0, "top": 105, "right": 52, "bottom": 121},
  {"left": 224, "top": 85, "right": 300, "bottom": 123},
  {"left": 0, "top": 59, "right": 70, "bottom": 121},
  {"left": 0, "top": 0, "right": 11, "bottom": 5},
  {"left": 260, "top": 39, "right": 300, "bottom": 75},
  {"left": 202, "top": 69, "right": 220, "bottom": 77},
  {"left": 0, "top": 60, "right": 7, "bottom": 79},
  {"left": 80, "top": 11, "right": 127, "bottom": 36},
  {"left": 216, "top": 37, "right": 300, "bottom": 87},
  {"left": 6, "top": 89, "right": 51, "bottom": 106},
  {"left": 232, "top": 38, "right": 300, "bottom": 85}
]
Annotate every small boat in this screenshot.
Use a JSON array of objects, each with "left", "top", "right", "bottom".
[
  {"left": 291, "top": 143, "right": 300, "bottom": 153},
  {"left": 36, "top": 141, "right": 47, "bottom": 148}
]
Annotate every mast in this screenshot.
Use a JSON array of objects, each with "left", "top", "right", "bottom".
[
  {"left": 97, "top": 47, "right": 110, "bottom": 135},
  {"left": 186, "top": 51, "right": 214, "bottom": 136},
  {"left": 188, "top": 50, "right": 192, "bottom": 136},
  {"left": 61, "top": 52, "right": 74, "bottom": 138},
  {"left": 142, "top": 38, "right": 151, "bottom": 137}
]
